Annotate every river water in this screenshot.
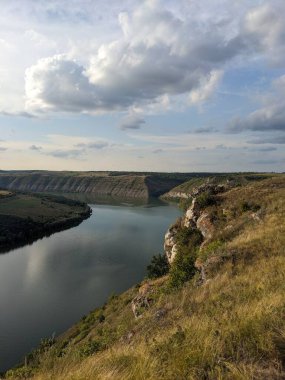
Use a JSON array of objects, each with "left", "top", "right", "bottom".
[{"left": 0, "top": 198, "right": 180, "bottom": 372}]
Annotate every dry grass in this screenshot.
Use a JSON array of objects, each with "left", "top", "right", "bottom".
[{"left": 6, "top": 176, "right": 285, "bottom": 380}]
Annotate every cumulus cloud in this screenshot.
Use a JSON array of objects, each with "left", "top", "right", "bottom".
[
  {"left": 25, "top": 55, "right": 99, "bottom": 113},
  {"left": 189, "top": 70, "right": 223, "bottom": 105},
  {"left": 243, "top": 3, "right": 285, "bottom": 65},
  {"left": 24, "top": 1, "right": 285, "bottom": 115},
  {"left": 228, "top": 74, "right": 285, "bottom": 133},
  {"left": 229, "top": 104, "right": 285, "bottom": 132},
  {"left": 119, "top": 113, "right": 145, "bottom": 130}
]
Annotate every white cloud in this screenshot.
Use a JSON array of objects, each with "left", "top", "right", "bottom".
[
  {"left": 189, "top": 70, "right": 223, "bottom": 105},
  {"left": 23, "top": 1, "right": 283, "bottom": 115},
  {"left": 243, "top": 3, "right": 285, "bottom": 65},
  {"left": 25, "top": 55, "right": 98, "bottom": 113},
  {"left": 228, "top": 74, "right": 285, "bottom": 133},
  {"left": 119, "top": 113, "right": 145, "bottom": 130}
]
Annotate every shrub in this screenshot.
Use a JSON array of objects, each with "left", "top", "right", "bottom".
[
  {"left": 175, "top": 227, "right": 203, "bottom": 248},
  {"left": 179, "top": 197, "right": 192, "bottom": 211},
  {"left": 240, "top": 201, "right": 261, "bottom": 213},
  {"left": 168, "top": 246, "right": 197, "bottom": 288},
  {"left": 98, "top": 312, "right": 105, "bottom": 323},
  {"left": 6, "top": 366, "right": 34, "bottom": 379},
  {"left": 196, "top": 191, "right": 216, "bottom": 208},
  {"left": 199, "top": 239, "right": 224, "bottom": 262},
  {"left": 147, "top": 254, "right": 169, "bottom": 279},
  {"left": 79, "top": 340, "right": 102, "bottom": 357}
]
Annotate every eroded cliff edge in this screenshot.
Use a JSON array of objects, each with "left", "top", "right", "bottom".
[{"left": 0, "top": 171, "right": 196, "bottom": 199}]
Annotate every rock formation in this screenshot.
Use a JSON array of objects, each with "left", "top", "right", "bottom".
[{"left": 164, "top": 183, "right": 226, "bottom": 266}]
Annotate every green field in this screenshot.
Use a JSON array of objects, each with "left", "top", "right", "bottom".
[{"left": 0, "top": 192, "right": 91, "bottom": 253}]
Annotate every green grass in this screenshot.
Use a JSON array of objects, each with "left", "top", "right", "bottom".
[
  {"left": 0, "top": 193, "right": 87, "bottom": 222},
  {"left": 0, "top": 192, "right": 90, "bottom": 253},
  {"left": 6, "top": 175, "right": 285, "bottom": 380}
]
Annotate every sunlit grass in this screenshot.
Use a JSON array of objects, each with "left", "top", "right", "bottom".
[{"left": 7, "top": 176, "right": 285, "bottom": 379}]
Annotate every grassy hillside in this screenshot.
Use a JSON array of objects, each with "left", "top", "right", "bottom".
[
  {"left": 162, "top": 173, "right": 276, "bottom": 197},
  {"left": 0, "top": 192, "right": 91, "bottom": 253},
  {"left": 5, "top": 175, "right": 285, "bottom": 379}
]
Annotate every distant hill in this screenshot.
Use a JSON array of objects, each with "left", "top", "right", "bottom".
[{"left": 0, "top": 171, "right": 213, "bottom": 199}]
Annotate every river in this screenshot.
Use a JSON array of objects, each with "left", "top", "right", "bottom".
[{"left": 0, "top": 198, "right": 180, "bottom": 372}]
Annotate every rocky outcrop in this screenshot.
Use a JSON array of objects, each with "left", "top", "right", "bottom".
[
  {"left": 164, "top": 183, "right": 225, "bottom": 266},
  {"left": 184, "top": 198, "right": 200, "bottom": 228},
  {"left": 164, "top": 224, "right": 180, "bottom": 264},
  {"left": 162, "top": 191, "right": 190, "bottom": 199},
  {"left": 196, "top": 212, "right": 215, "bottom": 246},
  {"left": 131, "top": 283, "right": 153, "bottom": 318}
]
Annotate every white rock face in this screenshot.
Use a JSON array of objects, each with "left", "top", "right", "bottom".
[
  {"left": 165, "top": 191, "right": 190, "bottom": 199},
  {"left": 163, "top": 182, "right": 227, "bottom": 265},
  {"left": 164, "top": 227, "right": 179, "bottom": 264},
  {"left": 197, "top": 211, "right": 214, "bottom": 246},
  {"left": 184, "top": 198, "right": 200, "bottom": 228}
]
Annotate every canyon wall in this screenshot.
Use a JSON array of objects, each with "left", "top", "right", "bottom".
[{"left": 0, "top": 171, "right": 189, "bottom": 199}]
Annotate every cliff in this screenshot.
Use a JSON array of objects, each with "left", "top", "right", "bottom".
[
  {"left": 0, "top": 171, "right": 195, "bottom": 199},
  {"left": 5, "top": 175, "right": 285, "bottom": 380}
]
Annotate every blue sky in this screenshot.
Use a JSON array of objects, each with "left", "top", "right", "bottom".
[{"left": 0, "top": 0, "right": 284, "bottom": 171}]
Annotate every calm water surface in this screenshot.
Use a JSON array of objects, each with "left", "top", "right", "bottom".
[{"left": 0, "top": 199, "right": 180, "bottom": 372}]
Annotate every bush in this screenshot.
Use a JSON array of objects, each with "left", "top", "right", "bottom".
[
  {"left": 147, "top": 254, "right": 169, "bottom": 279},
  {"left": 168, "top": 246, "right": 197, "bottom": 288},
  {"left": 179, "top": 197, "right": 193, "bottom": 211},
  {"left": 199, "top": 240, "right": 224, "bottom": 262},
  {"left": 6, "top": 367, "right": 34, "bottom": 379},
  {"left": 196, "top": 191, "right": 216, "bottom": 208},
  {"left": 175, "top": 227, "right": 203, "bottom": 248},
  {"left": 79, "top": 340, "right": 103, "bottom": 357},
  {"left": 240, "top": 201, "right": 261, "bottom": 213}
]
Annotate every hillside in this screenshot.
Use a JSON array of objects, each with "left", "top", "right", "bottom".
[
  {"left": 0, "top": 192, "right": 91, "bottom": 253},
  {"left": 5, "top": 175, "right": 285, "bottom": 379},
  {"left": 162, "top": 173, "right": 276, "bottom": 200},
  {"left": 0, "top": 171, "right": 212, "bottom": 200}
]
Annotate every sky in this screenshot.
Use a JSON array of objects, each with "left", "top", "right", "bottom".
[{"left": 0, "top": 0, "right": 284, "bottom": 172}]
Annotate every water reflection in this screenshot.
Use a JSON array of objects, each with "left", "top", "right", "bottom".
[{"left": 0, "top": 200, "right": 180, "bottom": 372}]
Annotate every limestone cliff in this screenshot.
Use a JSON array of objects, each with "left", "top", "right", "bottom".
[
  {"left": 0, "top": 171, "right": 189, "bottom": 200},
  {"left": 164, "top": 182, "right": 225, "bottom": 264}
]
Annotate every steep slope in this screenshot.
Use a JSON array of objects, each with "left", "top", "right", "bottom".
[
  {"left": 0, "top": 171, "right": 194, "bottom": 199},
  {"left": 5, "top": 176, "right": 285, "bottom": 380}
]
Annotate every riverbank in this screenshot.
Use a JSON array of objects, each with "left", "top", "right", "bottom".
[
  {"left": 0, "top": 192, "right": 91, "bottom": 253},
  {"left": 6, "top": 174, "right": 284, "bottom": 380}
]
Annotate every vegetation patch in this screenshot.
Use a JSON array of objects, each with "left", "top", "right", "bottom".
[{"left": 147, "top": 254, "right": 169, "bottom": 279}]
